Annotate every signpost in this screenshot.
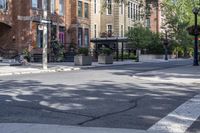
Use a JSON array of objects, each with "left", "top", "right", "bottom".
[
  {"left": 42, "top": 11, "right": 48, "bottom": 70},
  {"left": 18, "top": 14, "right": 51, "bottom": 69}
]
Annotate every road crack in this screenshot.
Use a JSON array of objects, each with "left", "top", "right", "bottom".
[{"left": 77, "top": 96, "right": 144, "bottom": 126}]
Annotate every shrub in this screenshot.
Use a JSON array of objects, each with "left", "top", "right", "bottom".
[
  {"left": 22, "top": 48, "right": 31, "bottom": 62},
  {"left": 51, "top": 40, "right": 65, "bottom": 61},
  {"left": 114, "top": 52, "right": 137, "bottom": 60},
  {"left": 100, "top": 48, "right": 112, "bottom": 56},
  {"left": 78, "top": 47, "right": 89, "bottom": 56}
]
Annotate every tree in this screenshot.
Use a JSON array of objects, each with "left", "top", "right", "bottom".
[
  {"left": 126, "top": 24, "right": 152, "bottom": 50},
  {"left": 161, "top": 0, "right": 194, "bottom": 57}
]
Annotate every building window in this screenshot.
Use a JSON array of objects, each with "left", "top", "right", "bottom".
[
  {"left": 121, "top": 25, "right": 124, "bottom": 37},
  {"left": 59, "top": 0, "right": 64, "bottom": 16},
  {"left": 0, "top": 0, "right": 7, "bottom": 10},
  {"left": 78, "top": 1, "right": 82, "bottom": 17},
  {"left": 51, "top": 0, "right": 55, "bottom": 13},
  {"left": 84, "top": 28, "right": 89, "bottom": 47},
  {"left": 136, "top": 5, "right": 138, "bottom": 20},
  {"left": 120, "top": 0, "right": 123, "bottom": 15},
  {"left": 59, "top": 32, "right": 64, "bottom": 44},
  {"left": 59, "top": 27, "right": 65, "bottom": 44},
  {"left": 84, "top": 3, "right": 89, "bottom": 18},
  {"left": 94, "top": 24, "right": 97, "bottom": 38},
  {"left": 51, "top": 25, "right": 57, "bottom": 40},
  {"left": 146, "top": 18, "right": 150, "bottom": 28},
  {"left": 37, "top": 26, "right": 43, "bottom": 48},
  {"left": 128, "top": 2, "right": 130, "bottom": 18},
  {"left": 107, "top": 25, "right": 112, "bottom": 36},
  {"left": 43, "top": 0, "right": 48, "bottom": 10},
  {"left": 32, "top": 0, "right": 38, "bottom": 8},
  {"left": 139, "top": 6, "right": 140, "bottom": 21},
  {"left": 94, "top": 0, "right": 97, "bottom": 14},
  {"left": 107, "top": 0, "right": 112, "bottom": 15},
  {"left": 78, "top": 28, "right": 83, "bottom": 47},
  {"left": 131, "top": 3, "right": 133, "bottom": 19},
  {"left": 133, "top": 4, "right": 135, "bottom": 20}
]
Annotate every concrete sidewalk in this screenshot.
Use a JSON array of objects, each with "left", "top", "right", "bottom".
[
  {"left": 0, "top": 59, "right": 192, "bottom": 76},
  {"left": 0, "top": 60, "right": 139, "bottom": 76}
]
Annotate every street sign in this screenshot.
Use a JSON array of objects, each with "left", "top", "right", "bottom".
[
  {"left": 18, "top": 16, "right": 51, "bottom": 24},
  {"left": 17, "top": 16, "right": 41, "bottom": 22},
  {"left": 41, "top": 19, "right": 51, "bottom": 24},
  {"left": 17, "top": 16, "right": 33, "bottom": 21}
]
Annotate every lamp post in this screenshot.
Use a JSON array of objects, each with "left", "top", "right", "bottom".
[{"left": 192, "top": 7, "right": 199, "bottom": 66}]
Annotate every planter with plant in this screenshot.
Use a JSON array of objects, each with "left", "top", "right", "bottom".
[
  {"left": 98, "top": 48, "right": 113, "bottom": 64},
  {"left": 74, "top": 47, "right": 92, "bottom": 66}
]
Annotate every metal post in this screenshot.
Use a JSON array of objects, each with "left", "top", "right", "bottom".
[
  {"left": 164, "top": 45, "right": 168, "bottom": 60},
  {"left": 42, "top": 11, "right": 48, "bottom": 69},
  {"left": 164, "top": 32, "right": 168, "bottom": 60},
  {"left": 194, "top": 11, "right": 199, "bottom": 66},
  {"left": 121, "top": 42, "right": 124, "bottom": 61},
  {"left": 116, "top": 42, "right": 119, "bottom": 61}
]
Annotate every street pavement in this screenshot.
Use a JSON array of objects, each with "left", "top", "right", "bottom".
[{"left": 0, "top": 59, "right": 200, "bottom": 133}]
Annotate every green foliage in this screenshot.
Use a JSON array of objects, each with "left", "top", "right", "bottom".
[
  {"left": 160, "top": 0, "right": 194, "bottom": 57},
  {"left": 126, "top": 25, "right": 165, "bottom": 54},
  {"left": 146, "top": 33, "right": 164, "bottom": 54},
  {"left": 126, "top": 25, "right": 152, "bottom": 49},
  {"left": 78, "top": 47, "right": 89, "bottom": 56},
  {"left": 22, "top": 48, "right": 31, "bottom": 62},
  {"left": 100, "top": 48, "right": 112, "bottom": 56},
  {"left": 114, "top": 52, "right": 137, "bottom": 60},
  {"left": 51, "top": 40, "right": 65, "bottom": 62}
]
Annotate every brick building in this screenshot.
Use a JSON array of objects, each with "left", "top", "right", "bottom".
[
  {"left": 70, "top": 0, "right": 91, "bottom": 48},
  {"left": 0, "top": 0, "right": 91, "bottom": 60},
  {"left": 146, "top": 0, "right": 164, "bottom": 33}
]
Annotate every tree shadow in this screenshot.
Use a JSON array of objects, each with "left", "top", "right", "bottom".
[{"left": 0, "top": 77, "right": 199, "bottom": 130}]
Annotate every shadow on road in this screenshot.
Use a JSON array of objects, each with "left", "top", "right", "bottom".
[{"left": 0, "top": 77, "right": 198, "bottom": 129}]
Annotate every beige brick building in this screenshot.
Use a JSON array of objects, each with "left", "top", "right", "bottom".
[{"left": 90, "top": 0, "right": 145, "bottom": 39}]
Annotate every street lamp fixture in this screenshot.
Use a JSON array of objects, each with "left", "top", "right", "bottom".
[{"left": 192, "top": 1, "right": 200, "bottom": 66}]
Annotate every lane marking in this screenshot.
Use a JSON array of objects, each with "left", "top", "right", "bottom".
[{"left": 148, "top": 94, "right": 200, "bottom": 133}]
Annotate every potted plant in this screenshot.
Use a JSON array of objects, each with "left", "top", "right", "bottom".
[
  {"left": 98, "top": 48, "right": 113, "bottom": 64},
  {"left": 74, "top": 47, "right": 92, "bottom": 66}
]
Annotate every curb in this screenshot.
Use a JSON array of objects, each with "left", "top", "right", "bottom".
[
  {"left": 0, "top": 63, "right": 136, "bottom": 76},
  {"left": 0, "top": 67, "right": 81, "bottom": 76},
  {"left": 0, "top": 59, "right": 192, "bottom": 76}
]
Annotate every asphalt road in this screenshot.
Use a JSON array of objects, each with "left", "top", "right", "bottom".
[{"left": 0, "top": 60, "right": 199, "bottom": 132}]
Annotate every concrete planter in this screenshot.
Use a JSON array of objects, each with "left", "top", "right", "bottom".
[
  {"left": 139, "top": 54, "right": 173, "bottom": 61},
  {"left": 98, "top": 55, "right": 113, "bottom": 64},
  {"left": 74, "top": 55, "right": 92, "bottom": 66}
]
